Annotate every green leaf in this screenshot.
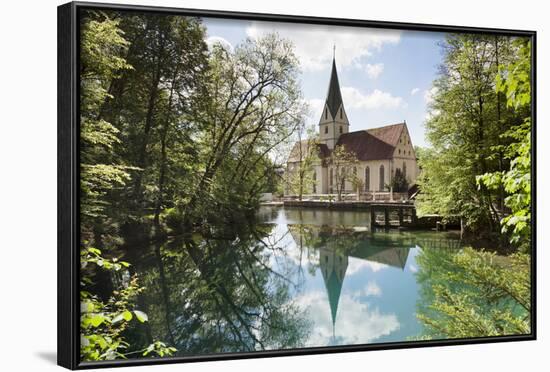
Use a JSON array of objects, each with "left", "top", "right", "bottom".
[
  {"left": 122, "top": 310, "right": 133, "bottom": 321},
  {"left": 90, "top": 314, "right": 105, "bottom": 327},
  {"left": 134, "top": 310, "right": 148, "bottom": 323}
]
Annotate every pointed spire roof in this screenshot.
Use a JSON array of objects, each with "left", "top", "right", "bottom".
[
  {"left": 325, "top": 58, "right": 344, "bottom": 118},
  {"left": 324, "top": 269, "right": 344, "bottom": 328}
]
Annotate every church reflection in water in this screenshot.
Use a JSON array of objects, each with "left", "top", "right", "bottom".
[{"left": 288, "top": 223, "right": 412, "bottom": 343}]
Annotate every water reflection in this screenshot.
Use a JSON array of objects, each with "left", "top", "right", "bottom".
[{"left": 126, "top": 207, "right": 462, "bottom": 356}]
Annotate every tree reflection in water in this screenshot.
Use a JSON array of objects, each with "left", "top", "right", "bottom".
[
  {"left": 130, "top": 223, "right": 312, "bottom": 356},
  {"left": 123, "top": 207, "right": 470, "bottom": 355}
]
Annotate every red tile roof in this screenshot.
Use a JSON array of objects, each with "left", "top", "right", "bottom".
[
  {"left": 287, "top": 122, "right": 406, "bottom": 162},
  {"left": 336, "top": 123, "right": 405, "bottom": 161}
]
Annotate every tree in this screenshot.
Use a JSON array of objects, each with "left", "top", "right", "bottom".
[
  {"left": 79, "top": 12, "right": 134, "bottom": 225},
  {"left": 286, "top": 125, "right": 319, "bottom": 200},
  {"left": 391, "top": 168, "right": 409, "bottom": 193},
  {"left": 417, "top": 34, "right": 522, "bottom": 237},
  {"left": 329, "top": 145, "right": 358, "bottom": 201},
  {"left": 477, "top": 39, "right": 532, "bottom": 251},
  {"left": 99, "top": 14, "right": 209, "bottom": 223},
  {"left": 180, "top": 33, "right": 306, "bottom": 225}
]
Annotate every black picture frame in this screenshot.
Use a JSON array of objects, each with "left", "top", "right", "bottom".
[{"left": 58, "top": 1, "right": 537, "bottom": 369}]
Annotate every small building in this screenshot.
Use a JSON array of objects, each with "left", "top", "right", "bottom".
[{"left": 285, "top": 57, "right": 419, "bottom": 198}]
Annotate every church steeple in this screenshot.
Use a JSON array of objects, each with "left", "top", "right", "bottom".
[
  {"left": 319, "top": 247, "right": 348, "bottom": 344},
  {"left": 319, "top": 53, "right": 349, "bottom": 149},
  {"left": 325, "top": 59, "right": 343, "bottom": 119}
]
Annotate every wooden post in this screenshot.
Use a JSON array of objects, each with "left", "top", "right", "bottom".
[
  {"left": 398, "top": 207, "right": 404, "bottom": 226},
  {"left": 370, "top": 207, "right": 375, "bottom": 229},
  {"left": 384, "top": 207, "right": 389, "bottom": 228}
]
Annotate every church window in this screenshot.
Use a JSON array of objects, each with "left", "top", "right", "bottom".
[
  {"left": 340, "top": 109, "right": 343, "bottom": 119},
  {"left": 324, "top": 126, "right": 328, "bottom": 134},
  {"left": 325, "top": 108, "right": 327, "bottom": 120},
  {"left": 365, "top": 167, "right": 370, "bottom": 191},
  {"left": 399, "top": 149, "right": 401, "bottom": 154},
  {"left": 339, "top": 126, "right": 342, "bottom": 134},
  {"left": 379, "top": 165, "right": 385, "bottom": 191}
]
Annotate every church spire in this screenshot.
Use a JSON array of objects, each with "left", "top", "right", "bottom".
[
  {"left": 325, "top": 56, "right": 343, "bottom": 118},
  {"left": 318, "top": 49, "right": 349, "bottom": 150}
]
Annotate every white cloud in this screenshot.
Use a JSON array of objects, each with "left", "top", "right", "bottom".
[
  {"left": 342, "top": 86, "right": 406, "bottom": 110},
  {"left": 362, "top": 63, "right": 384, "bottom": 79},
  {"left": 353, "top": 281, "right": 382, "bottom": 298},
  {"left": 424, "top": 87, "right": 439, "bottom": 104},
  {"left": 205, "top": 36, "right": 233, "bottom": 51},
  {"left": 361, "top": 281, "right": 382, "bottom": 297},
  {"left": 295, "top": 290, "right": 399, "bottom": 346},
  {"left": 304, "top": 98, "right": 325, "bottom": 126},
  {"left": 410, "top": 88, "right": 420, "bottom": 96},
  {"left": 347, "top": 257, "right": 388, "bottom": 275},
  {"left": 246, "top": 22, "right": 401, "bottom": 71}
]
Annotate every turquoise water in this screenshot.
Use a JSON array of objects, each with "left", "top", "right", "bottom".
[{"left": 125, "top": 207, "right": 463, "bottom": 355}]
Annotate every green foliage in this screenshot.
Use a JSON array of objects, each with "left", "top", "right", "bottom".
[
  {"left": 329, "top": 145, "right": 359, "bottom": 201},
  {"left": 391, "top": 168, "right": 409, "bottom": 193},
  {"left": 477, "top": 40, "right": 531, "bottom": 250},
  {"left": 80, "top": 247, "right": 177, "bottom": 361},
  {"left": 415, "top": 247, "right": 530, "bottom": 339},
  {"left": 286, "top": 125, "right": 319, "bottom": 200},
  {"left": 80, "top": 13, "right": 134, "bottom": 221},
  {"left": 417, "top": 34, "right": 529, "bottom": 237},
  {"left": 79, "top": 9, "right": 312, "bottom": 359}
]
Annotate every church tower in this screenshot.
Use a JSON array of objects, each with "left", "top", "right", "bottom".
[{"left": 319, "top": 56, "right": 349, "bottom": 149}]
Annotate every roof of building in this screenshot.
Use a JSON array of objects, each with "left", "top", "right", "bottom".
[
  {"left": 287, "top": 122, "right": 407, "bottom": 163},
  {"left": 335, "top": 122, "right": 405, "bottom": 161},
  {"left": 325, "top": 59, "right": 344, "bottom": 118}
]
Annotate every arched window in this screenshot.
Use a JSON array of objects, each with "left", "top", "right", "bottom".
[
  {"left": 379, "top": 165, "right": 385, "bottom": 191},
  {"left": 325, "top": 108, "right": 328, "bottom": 120},
  {"left": 324, "top": 126, "right": 328, "bottom": 134},
  {"left": 403, "top": 162, "right": 407, "bottom": 179},
  {"left": 365, "top": 166, "right": 370, "bottom": 191},
  {"left": 340, "top": 109, "right": 343, "bottom": 119},
  {"left": 339, "top": 126, "right": 343, "bottom": 134}
]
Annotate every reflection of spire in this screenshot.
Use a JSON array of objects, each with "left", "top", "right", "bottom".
[{"left": 319, "top": 248, "right": 348, "bottom": 338}]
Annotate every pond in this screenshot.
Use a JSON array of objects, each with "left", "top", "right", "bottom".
[{"left": 123, "top": 206, "right": 465, "bottom": 356}]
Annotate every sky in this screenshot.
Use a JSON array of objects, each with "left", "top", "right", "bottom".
[{"left": 203, "top": 18, "right": 446, "bottom": 148}]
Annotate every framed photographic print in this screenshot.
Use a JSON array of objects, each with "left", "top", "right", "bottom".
[{"left": 58, "top": 1, "right": 536, "bottom": 369}]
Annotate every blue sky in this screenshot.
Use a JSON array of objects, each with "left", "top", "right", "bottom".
[{"left": 203, "top": 18, "right": 446, "bottom": 148}]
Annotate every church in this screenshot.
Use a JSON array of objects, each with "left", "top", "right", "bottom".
[{"left": 285, "top": 57, "right": 418, "bottom": 198}]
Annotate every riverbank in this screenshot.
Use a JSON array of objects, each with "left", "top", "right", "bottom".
[{"left": 260, "top": 201, "right": 460, "bottom": 231}]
